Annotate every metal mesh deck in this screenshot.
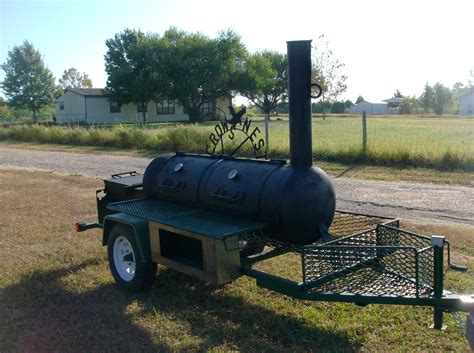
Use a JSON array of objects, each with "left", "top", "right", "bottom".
[
  {"left": 239, "top": 211, "right": 399, "bottom": 254},
  {"left": 307, "top": 267, "right": 426, "bottom": 296},
  {"left": 107, "top": 198, "right": 268, "bottom": 240},
  {"left": 328, "top": 211, "right": 398, "bottom": 238},
  {"left": 239, "top": 213, "right": 437, "bottom": 299},
  {"left": 302, "top": 225, "right": 434, "bottom": 298}
]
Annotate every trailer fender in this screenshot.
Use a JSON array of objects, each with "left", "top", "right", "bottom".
[{"left": 103, "top": 213, "right": 151, "bottom": 263}]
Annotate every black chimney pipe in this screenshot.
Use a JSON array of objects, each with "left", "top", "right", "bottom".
[{"left": 287, "top": 40, "right": 313, "bottom": 168}]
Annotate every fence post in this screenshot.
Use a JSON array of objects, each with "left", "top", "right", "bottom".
[{"left": 362, "top": 111, "right": 367, "bottom": 154}]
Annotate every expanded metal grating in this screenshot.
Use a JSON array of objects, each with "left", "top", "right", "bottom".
[
  {"left": 328, "top": 211, "right": 399, "bottom": 238},
  {"left": 107, "top": 198, "right": 268, "bottom": 240},
  {"left": 307, "top": 267, "right": 426, "bottom": 297},
  {"left": 239, "top": 211, "right": 399, "bottom": 254},
  {"left": 302, "top": 225, "right": 434, "bottom": 298}
]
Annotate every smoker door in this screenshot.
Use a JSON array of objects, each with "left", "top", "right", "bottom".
[
  {"left": 199, "top": 159, "right": 283, "bottom": 216},
  {"left": 153, "top": 155, "right": 219, "bottom": 205}
]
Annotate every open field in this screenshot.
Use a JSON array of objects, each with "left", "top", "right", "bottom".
[
  {"left": 0, "top": 115, "right": 473, "bottom": 171},
  {"left": 0, "top": 169, "right": 473, "bottom": 352}
]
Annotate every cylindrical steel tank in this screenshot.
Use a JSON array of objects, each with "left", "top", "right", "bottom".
[{"left": 142, "top": 40, "right": 336, "bottom": 245}]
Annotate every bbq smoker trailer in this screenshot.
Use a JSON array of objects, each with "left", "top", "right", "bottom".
[{"left": 76, "top": 40, "right": 474, "bottom": 348}]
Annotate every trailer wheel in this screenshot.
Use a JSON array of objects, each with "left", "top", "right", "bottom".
[{"left": 107, "top": 224, "right": 156, "bottom": 291}]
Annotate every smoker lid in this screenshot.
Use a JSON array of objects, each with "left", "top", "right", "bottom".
[
  {"left": 107, "top": 198, "right": 268, "bottom": 240},
  {"left": 105, "top": 174, "right": 143, "bottom": 187}
]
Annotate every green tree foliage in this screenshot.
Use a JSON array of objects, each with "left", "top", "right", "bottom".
[
  {"left": 104, "top": 29, "right": 159, "bottom": 124},
  {"left": 1, "top": 41, "right": 58, "bottom": 122},
  {"left": 311, "top": 35, "right": 348, "bottom": 119},
  {"left": 330, "top": 101, "right": 346, "bottom": 114},
  {"left": 452, "top": 81, "right": 473, "bottom": 100},
  {"left": 355, "top": 95, "right": 365, "bottom": 104},
  {"left": 399, "top": 96, "right": 420, "bottom": 114},
  {"left": 154, "top": 28, "right": 246, "bottom": 121},
  {"left": 432, "top": 82, "right": 453, "bottom": 115},
  {"left": 393, "top": 89, "right": 404, "bottom": 98},
  {"left": 420, "top": 83, "right": 434, "bottom": 113},
  {"left": 105, "top": 27, "right": 245, "bottom": 122},
  {"left": 420, "top": 82, "right": 453, "bottom": 115},
  {"left": 452, "top": 81, "right": 472, "bottom": 114},
  {"left": 235, "top": 51, "right": 287, "bottom": 117},
  {"left": 59, "top": 68, "right": 93, "bottom": 89},
  {"left": 0, "top": 97, "right": 12, "bottom": 121},
  {"left": 311, "top": 101, "right": 332, "bottom": 114}
]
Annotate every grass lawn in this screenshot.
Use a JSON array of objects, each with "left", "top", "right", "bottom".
[
  {"left": 0, "top": 115, "right": 473, "bottom": 171},
  {"left": 0, "top": 169, "right": 473, "bottom": 352},
  {"left": 250, "top": 115, "right": 474, "bottom": 168}
]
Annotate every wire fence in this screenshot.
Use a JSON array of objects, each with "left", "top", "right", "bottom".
[
  {"left": 256, "top": 114, "right": 474, "bottom": 170},
  {"left": 0, "top": 114, "right": 473, "bottom": 170}
]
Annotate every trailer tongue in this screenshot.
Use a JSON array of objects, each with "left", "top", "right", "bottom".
[{"left": 76, "top": 40, "right": 474, "bottom": 348}]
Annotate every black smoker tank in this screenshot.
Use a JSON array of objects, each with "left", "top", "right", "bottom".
[{"left": 142, "top": 40, "right": 336, "bottom": 245}]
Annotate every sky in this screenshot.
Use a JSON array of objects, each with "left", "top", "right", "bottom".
[{"left": 1, "top": 0, "right": 473, "bottom": 103}]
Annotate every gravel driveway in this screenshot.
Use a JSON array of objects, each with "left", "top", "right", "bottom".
[{"left": 1, "top": 146, "right": 472, "bottom": 227}]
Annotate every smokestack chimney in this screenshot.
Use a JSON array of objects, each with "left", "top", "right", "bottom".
[{"left": 287, "top": 40, "right": 313, "bottom": 168}]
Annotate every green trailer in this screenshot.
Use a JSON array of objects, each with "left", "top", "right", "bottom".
[{"left": 77, "top": 192, "right": 474, "bottom": 348}]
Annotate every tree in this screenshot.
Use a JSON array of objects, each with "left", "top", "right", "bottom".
[
  {"left": 0, "top": 97, "right": 12, "bottom": 121},
  {"left": 1, "top": 41, "right": 58, "bottom": 122},
  {"left": 311, "top": 35, "right": 348, "bottom": 119},
  {"left": 355, "top": 95, "right": 365, "bottom": 104},
  {"left": 104, "top": 29, "right": 159, "bottom": 124},
  {"left": 235, "top": 51, "right": 287, "bottom": 119},
  {"left": 153, "top": 28, "right": 247, "bottom": 121},
  {"left": 420, "top": 82, "right": 453, "bottom": 115},
  {"left": 399, "top": 96, "right": 419, "bottom": 114},
  {"left": 330, "top": 101, "right": 346, "bottom": 114},
  {"left": 393, "top": 89, "right": 404, "bottom": 98},
  {"left": 59, "top": 68, "right": 93, "bottom": 89},
  {"left": 311, "top": 101, "right": 331, "bottom": 114},
  {"left": 420, "top": 83, "right": 434, "bottom": 113},
  {"left": 432, "top": 82, "right": 453, "bottom": 115},
  {"left": 452, "top": 82, "right": 469, "bottom": 114},
  {"left": 387, "top": 89, "right": 404, "bottom": 108},
  {"left": 452, "top": 81, "right": 472, "bottom": 99}
]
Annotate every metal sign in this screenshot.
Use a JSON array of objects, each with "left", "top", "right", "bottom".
[{"left": 205, "top": 111, "right": 266, "bottom": 158}]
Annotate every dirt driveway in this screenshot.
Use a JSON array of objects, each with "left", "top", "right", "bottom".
[{"left": 0, "top": 146, "right": 472, "bottom": 227}]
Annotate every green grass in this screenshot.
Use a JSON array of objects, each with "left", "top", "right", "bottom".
[
  {"left": 1, "top": 169, "right": 473, "bottom": 352},
  {"left": 0, "top": 115, "right": 473, "bottom": 170}
]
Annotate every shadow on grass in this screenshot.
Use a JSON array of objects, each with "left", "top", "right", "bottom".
[{"left": 0, "top": 262, "right": 360, "bottom": 352}]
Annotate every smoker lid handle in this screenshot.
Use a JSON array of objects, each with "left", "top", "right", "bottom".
[{"left": 310, "top": 83, "right": 323, "bottom": 99}]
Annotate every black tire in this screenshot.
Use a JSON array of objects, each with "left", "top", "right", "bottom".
[{"left": 107, "top": 224, "right": 157, "bottom": 291}]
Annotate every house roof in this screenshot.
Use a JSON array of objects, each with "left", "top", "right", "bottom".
[
  {"left": 66, "top": 88, "right": 105, "bottom": 97},
  {"left": 357, "top": 100, "right": 387, "bottom": 105},
  {"left": 383, "top": 97, "right": 403, "bottom": 104}
]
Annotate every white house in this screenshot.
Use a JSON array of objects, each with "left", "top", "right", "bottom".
[
  {"left": 350, "top": 100, "right": 388, "bottom": 115},
  {"left": 382, "top": 97, "right": 402, "bottom": 114},
  {"left": 459, "top": 91, "right": 474, "bottom": 116},
  {"left": 54, "top": 88, "right": 232, "bottom": 124},
  {"left": 350, "top": 96, "right": 404, "bottom": 115}
]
